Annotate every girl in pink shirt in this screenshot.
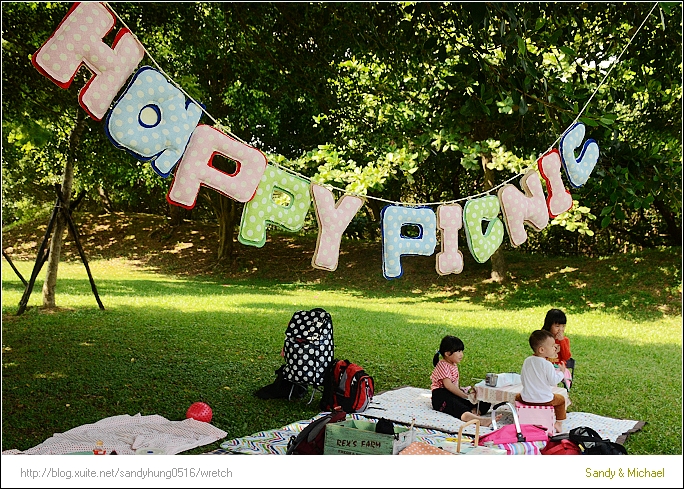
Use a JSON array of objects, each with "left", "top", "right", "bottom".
[{"left": 430, "top": 335, "right": 495, "bottom": 427}]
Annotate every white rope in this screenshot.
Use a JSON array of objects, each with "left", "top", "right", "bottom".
[
  {"left": 103, "top": 2, "right": 657, "bottom": 208},
  {"left": 540, "top": 2, "right": 659, "bottom": 157}
]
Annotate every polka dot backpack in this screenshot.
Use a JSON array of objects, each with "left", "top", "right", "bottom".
[{"left": 282, "top": 308, "right": 334, "bottom": 388}]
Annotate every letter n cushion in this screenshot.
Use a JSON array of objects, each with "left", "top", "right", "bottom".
[{"left": 498, "top": 170, "right": 549, "bottom": 247}]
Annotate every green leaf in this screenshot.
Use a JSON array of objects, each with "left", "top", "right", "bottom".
[
  {"left": 601, "top": 216, "right": 611, "bottom": 228},
  {"left": 559, "top": 46, "right": 576, "bottom": 58},
  {"left": 535, "top": 17, "right": 546, "bottom": 31},
  {"left": 518, "top": 96, "right": 528, "bottom": 115},
  {"left": 517, "top": 36, "right": 526, "bottom": 55},
  {"left": 579, "top": 117, "right": 599, "bottom": 127},
  {"left": 599, "top": 114, "right": 617, "bottom": 125}
]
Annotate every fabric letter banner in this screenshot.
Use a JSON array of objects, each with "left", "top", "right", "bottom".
[
  {"left": 537, "top": 149, "right": 573, "bottom": 218},
  {"left": 167, "top": 125, "right": 267, "bottom": 209},
  {"left": 498, "top": 170, "right": 550, "bottom": 247},
  {"left": 238, "top": 165, "right": 311, "bottom": 248},
  {"left": 560, "top": 122, "right": 600, "bottom": 188},
  {"left": 435, "top": 204, "right": 464, "bottom": 276},
  {"left": 31, "top": 2, "right": 145, "bottom": 121},
  {"left": 105, "top": 66, "right": 204, "bottom": 177},
  {"left": 463, "top": 196, "right": 504, "bottom": 264},
  {"left": 311, "top": 184, "right": 364, "bottom": 272},
  {"left": 381, "top": 206, "right": 437, "bottom": 279}
]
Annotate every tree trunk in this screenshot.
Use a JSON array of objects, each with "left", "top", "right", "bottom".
[
  {"left": 97, "top": 186, "right": 113, "bottom": 214},
  {"left": 213, "top": 193, "right": 238, "bottom": 262},
  {"left": 364, "top": 198, "right": 382, "bottom": 240},
  {"left": 42, "top": 110, "right": 86, "bottom": 308},
  {"left": 653, "top": 198, "right": 682, "bottom": 246},
  {"left": 168, "top": 202, "right": 190, "bottom": 227},
  {"left": 482, "top": 153, "right": 507, "bottom": 283}
]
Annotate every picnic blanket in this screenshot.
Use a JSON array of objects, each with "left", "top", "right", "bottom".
[
  {"left": 2, "top": 413, "right": 227, "bottom": 455},
  {"left": 212, "top": 413, "right": 452, "bottom": 455},
  {"left": 211, "top": 387, "right": 644, "bottom": 455},
  {"left": 361, "top": 386, "right": 645, "bottom": 444}
]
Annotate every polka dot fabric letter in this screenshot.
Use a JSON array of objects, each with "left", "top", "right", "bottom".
[
  {"left": 311, "top": 184, "right": 364, "bottom": 272},
  {"left": 167, "top": 125, "right": 267, "bottom": 209},
  {"left": 31, "top": 2, "right": 145, "bottom": 121},
  {"left": 463, "top": 196, "right": 504, "bottom": 264},
  {"left": 381, "top": 206, "right": 437, "bottom": 280},
  {"left": 106, "top": 67, "right": 203, "bottom": 178},
  {"left": 537, "top": 149, "right": 573, "bottom": 218},
  {"left": 238, "top": 165, "right": 311, "bottom": 248},
  {"left": 436, "top": 204, "right": 464, "bottom": 276},
  {"left": 560, "top": 122, "right": 600, "bottom": 188},
  {"left": 498, "top": 170, "right": 549, "bottom": 247}
]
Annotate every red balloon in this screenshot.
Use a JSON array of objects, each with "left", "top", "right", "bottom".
[{"left": 186, "top": 402, "right": 212, "bottom": 423}]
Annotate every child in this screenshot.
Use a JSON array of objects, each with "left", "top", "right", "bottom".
[
  {"left": 516, "top": 330, "right": 567, "bottom": 433},
  {"left": 542, "top": 308, "right": 573, "bottom": 389},
  {"left": 430, "top": 335, "right": 496, "bottom": 427}
]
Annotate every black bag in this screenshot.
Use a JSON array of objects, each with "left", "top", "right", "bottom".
[
  {"left": 254, "top": 365, "right": 307, "bottom": 400},
  {"left": 286, "top": 408, "right": 346, "bottom": 455},
  {"left": 552, "top": 426, "right": 627, "bottom": 455},
  {"left": 320, "top": 359, "right": 374, "bottom": 413},
  {"left": 282, "top": 308, "right": 334, "bottom": 387}
]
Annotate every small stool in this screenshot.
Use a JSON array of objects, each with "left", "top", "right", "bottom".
[{"left": 515, "top": 401, "right": 556, "bottom": 436}]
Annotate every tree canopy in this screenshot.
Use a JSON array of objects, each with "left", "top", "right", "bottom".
[{"left": 2, "top": 2, "right": 681, "bottom": 254}]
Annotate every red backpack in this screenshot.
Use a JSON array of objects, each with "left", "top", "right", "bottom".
[
  {"left": 541, "top": 438, "right": 582, "bottom": 455},
  {"left": 321, "top": 360, "right": 374, "bottom": 413}
]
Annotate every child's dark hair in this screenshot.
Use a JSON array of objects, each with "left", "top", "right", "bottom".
[
  {"left": 542, "top": 308, "right": 567, "bottom": 331},
  {"left": 529, "top": 329, "right": 555, "bottom": 352},
  {"left": 433, "top": 335, "right": 464, "bottom": 367}
]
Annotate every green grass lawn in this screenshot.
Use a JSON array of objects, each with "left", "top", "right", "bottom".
[{"left": 2, "top": 249, "right": 682, "bottom": 454}]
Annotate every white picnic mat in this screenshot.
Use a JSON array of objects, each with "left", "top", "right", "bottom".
[
  {"left": 362, "top": 387, "right": 644, "bottom": 443},
  {"left": 2, "top": 413, "right": 227, "bottom": 455}
]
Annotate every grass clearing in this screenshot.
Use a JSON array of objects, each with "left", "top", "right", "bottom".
[{"left": 2, "top": 247, "right": 681, "bottom": 455}]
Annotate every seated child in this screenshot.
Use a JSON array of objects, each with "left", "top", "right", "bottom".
[
  {"left": 430, "top": 335, "right": 498, "bottom": 427},
  {"left": 516, "top": 330, "right": 567, "bottom": 433},
  {"left": 542, "top": 308, "right": 573, "bottom": 389}
]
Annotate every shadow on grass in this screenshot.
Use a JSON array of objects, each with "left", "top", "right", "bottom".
[{"left": 4, "top": 246, "right": 680, "bottom": 323}]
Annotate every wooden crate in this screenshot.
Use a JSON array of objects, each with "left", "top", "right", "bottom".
[{"left": 323, "top": 419, "right": 415, "bottom": 455}]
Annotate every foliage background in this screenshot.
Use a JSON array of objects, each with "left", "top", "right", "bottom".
[{"left": 2, "top": 2, "right": 681, "bottom": 257}]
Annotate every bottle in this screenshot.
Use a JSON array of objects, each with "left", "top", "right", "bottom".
[{"left": 93, "top": 440, "right": 106, "bottom": 455}]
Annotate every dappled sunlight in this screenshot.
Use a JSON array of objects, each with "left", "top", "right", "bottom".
[{"left": 34, "top": 372, "right": 66, "bottom": 379}]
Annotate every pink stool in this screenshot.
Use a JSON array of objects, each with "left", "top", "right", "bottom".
[{"left": 515, "top": 401, "right": 556, "bottom": 435}]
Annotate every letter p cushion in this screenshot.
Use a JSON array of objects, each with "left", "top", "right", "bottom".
[
  {"left": 381, "top": 205, "right": 437, "bottom": 279},
  {"left": 238, "top": 165, "right": 311, "bottom": 248}
]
